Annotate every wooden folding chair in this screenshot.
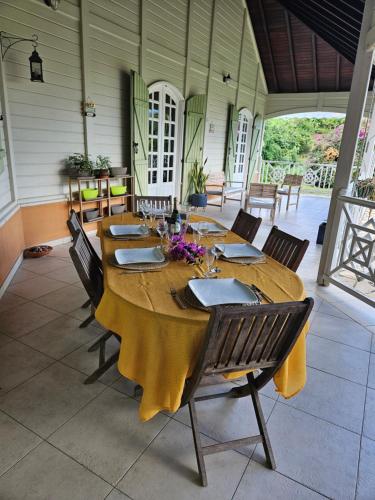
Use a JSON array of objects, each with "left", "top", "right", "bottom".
[
  {"left": 231, "top": 208, "right": 262, "bottom": 243},
  {"left": 277, "top": 174, "right": 303, "bottom": 210},
  {"left": 67, "top": 210, "right": 102, "bottom": 327},
  {"left": 245, "top": 183, "right": 281, "bottom": 225},
  {"left": 262, "top": 226, "right": 309, "bottom": 272},
  {"left": 180, "top": 298, "right": 314, "bottom": 486},
  {"left": 69, "top": 231, "right": 121, "bottom": 384}
]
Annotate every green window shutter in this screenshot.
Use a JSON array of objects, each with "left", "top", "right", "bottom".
[
  {"left": 181, "top": 94, "right": 207, "bottom": 203},
  {"left": 131, "top": 70, "right": 149, "bottom": 195},
  {"left": 224, "top": 105, "right": 239, "bottom": 182}
]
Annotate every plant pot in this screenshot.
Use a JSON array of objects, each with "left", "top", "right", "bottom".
[
  {"left": 111, "top": 167, "right": 128, "bottom": 177},
  {"left": 81, "top": 188, "right": 99, "bottom": 201},
  {"left": 83, "top": 208, "right": 99, "bottom": 222},
  {"left": 96, "top": 169, "right": 110, "bottom": 178},
  {"left": 68, "top": 168, "right": 92, "bottom": 178},
  {"left": 190, "top": 193, "right": 208, "bottom": 208},
  {"left": 111, "top": 204, "right": 126, "bottom": 215},
  {"left": 110, "top": 185, "right": 127, "bottom": 196}
]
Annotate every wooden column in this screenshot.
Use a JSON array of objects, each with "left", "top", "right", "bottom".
[
  {"left": 0, "top": 49, "right": 17, "bottom": 205},
  {"left": 80, "top": 0, "right": 94, "bottom": 155},
  {"left": 317, "top": 0, "right": 375, "bottom": 285}
]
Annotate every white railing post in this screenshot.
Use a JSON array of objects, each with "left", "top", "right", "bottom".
[{"left": 318, "top": 0, "right": 375, "bottom": 286}]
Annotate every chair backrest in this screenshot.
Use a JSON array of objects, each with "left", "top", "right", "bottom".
[
  {"left": 183, "top": 298, "right": 313, "bottom": 401},
  {"left": 231, "top": 209, "right": 262, "bottom": 243},
  {"left": 134, "top": 195, "right": 172, "bottom": 212},
  {"left": 282, "top": 174, "right": 303, "bottom": 187},
  {"left": 207, "top": 171, "right": 225, "bottom": 186},
  {"left": 67, "top": 210, "right": 102, "bottom": 270},
  {"left": 249, "top": 183, "right": 278, "bottom": 198},
  {"left": 69, "top": 231, "right": 103, "bottom": 309},
  {"left": 262, "top": 225, "right": 309, "bottom": 271}
]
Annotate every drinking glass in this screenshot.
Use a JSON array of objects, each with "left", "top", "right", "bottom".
[
  {"left": 157, "top": 219, "right": 169, "bottom": 249},
  {"left": 204, "top": 246, "right": 216, "bottom": 277},
  {"left": 197, "top": 221, "right": 209, "bottom": 240}
]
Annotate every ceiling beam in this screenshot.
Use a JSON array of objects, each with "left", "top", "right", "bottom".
[
  {"left": 257, "top": 0, "right": 279, "bottom": 91},
  {"left": 312, "top": 33, "right": 318, "bottom": 92},
  {"left": 284, "top": 11, "right": 298, "bottom": 92},
  {"left": 335, "top": 54, "right": 341, "bottom": 91}
]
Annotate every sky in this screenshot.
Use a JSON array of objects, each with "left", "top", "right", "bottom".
[{"left": 278, "top": 112, "right": 346, "bottom": 119}]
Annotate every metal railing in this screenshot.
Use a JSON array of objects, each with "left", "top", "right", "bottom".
[
  {"left": 259, "top": 160, "right": 337, "bottom": 193},
  {"left": 324, "top": 194, "right": 375, "bottom": 307}
]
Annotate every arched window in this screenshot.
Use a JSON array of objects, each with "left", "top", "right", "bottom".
[
  {"left": 234, "top": 108, "right": 252, "bottom": 183},
  {"left": 148, "top": 82, "right": 184, "bottom": 196}
]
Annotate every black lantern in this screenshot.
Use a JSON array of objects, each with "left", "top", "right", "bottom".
[
  {"left": 0, "top": 32, "right": 44, "bottom": 83},
  {"left": 29, "top": 48, "right": 43, "bottom": 82}
]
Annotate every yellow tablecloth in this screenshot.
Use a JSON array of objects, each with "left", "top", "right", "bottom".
[{"left": 96, "top": 213, "right": 308, "bottom": 421}]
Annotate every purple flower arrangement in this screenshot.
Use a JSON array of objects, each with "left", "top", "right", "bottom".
[{"left": 168, "top": 235, "right": 206, "bottom": 264}]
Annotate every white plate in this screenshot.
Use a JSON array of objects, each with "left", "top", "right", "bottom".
[
  {"left": 215, "top": 243, "right": 264, "bottom": 259},
  {"left": 188, "top": 278, "right": 259, "bottom": 307},
  {"left": 109, "top": 224, "right": 149, "bottom": 237},
  {"left": 114, "top": 247, "right": 165, "bottom": 265},
  {"left": 189, "top": 222, "right": 227, "bottom": 233}
]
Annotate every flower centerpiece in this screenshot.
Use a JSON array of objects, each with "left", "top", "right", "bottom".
[{"left": 168, "top": 234, "right": 206, "bottom": 264}]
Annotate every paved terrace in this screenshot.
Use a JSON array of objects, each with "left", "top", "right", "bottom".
[{"left": 0, "top": 194, "right": 374, "bottom": 499}]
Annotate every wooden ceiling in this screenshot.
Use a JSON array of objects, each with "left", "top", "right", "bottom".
[{"left": 246, "top": 0, "right": 366, "bottom": 93}]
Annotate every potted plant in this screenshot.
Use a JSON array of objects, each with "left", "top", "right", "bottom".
[
  {"left": 94, "top": 155, "right": 111, "bottom": 178},
  {"left": 189, "top": 160, "right": 209, "bottom": 208},
  {"left": 354, "top": 177, "right": 375, "bottom": 201},
  {"left": 65, "top": 153, "right": 94, "bottom": 177}
]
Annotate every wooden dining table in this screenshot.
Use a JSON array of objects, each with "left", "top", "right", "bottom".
[{"left": 96, "top": 212, "right": 309, "bottom": 421}]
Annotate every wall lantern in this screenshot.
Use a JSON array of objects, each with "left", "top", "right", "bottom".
[
  {"left": 83, "top": 96, "right": 96, "bottom": 117},
  {"left": 223, "top": 73, "right": 232, "bottom": 85},
  {"left": 0, "top": 32, "right": 44, "bottom": 82},
  {"left": 44, "top": 0, "right": 60, "bottom": 10}
]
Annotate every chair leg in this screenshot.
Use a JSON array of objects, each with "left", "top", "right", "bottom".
[
  {"left": 79, "top": 314, "right": 95, "bottom": 328},
  {"left": 188, "top": 399, "right": 208, "bottom": 487},
  {"left": 84, "top": 350, "right": 119, "bottom": 384},
  {"left": 248, "top": 376, "right": 276, "bottom": 469},
  {"left": 81, "top": 299, "right": 91, "bottom": 309},
  {"left": 88, "top": 330, "right": 113, "bottom": 352}
]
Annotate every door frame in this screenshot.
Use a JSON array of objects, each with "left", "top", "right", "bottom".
[
  {"left": 234, "top": 107, "right": 253, "bottom": 183},
  {"left": 147, "top": 81, "right": 185, "bottom": 197}
]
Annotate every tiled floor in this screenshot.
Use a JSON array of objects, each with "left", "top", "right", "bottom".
[{"left": 0, "top": 194, "right": 374, "bottom": 499}]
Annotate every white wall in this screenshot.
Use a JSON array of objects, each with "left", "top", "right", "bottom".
[{"left": 0, "top": 0, "right": 267, "bottom": 206}]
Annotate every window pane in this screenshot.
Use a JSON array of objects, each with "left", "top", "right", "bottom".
[
  {"left": 169, "top": 156, "right": 173, "bottom": 168},
  {"left": 163, "top": 155, "right": 168, "bottom": 168},
  {"left": 163, "top": 170, "right": 167, "bottom": 182},
  {"left": 152, "top": 171, "right": 157, "bottom": 183},
  {"left": 171, "top": 108, "right": 175, "bottom": 121},
  {"left": 154, "top": 91, "right": 159, "bottom": 101},
  {"left": 165, "top": 106, "right": 170, "bottom": 120},
  {"left": 169, "top": 170, "right": 173, "bottom": 182},
  {"left": 149, "top": 121, "right": 152, "bottom": 134},
  {"left": 164, "top": 123, "right": 169, "bottom": 137},
  {"left": 148, "top": 171, "right": 151, "bottom": 184},
  {"left": 153, "top": 138, "right": 158, "bottom": 151},
  {"left": 170, "top": 140, "right": 174, "bottom": 153},
  {"left": 170, "top": 124, "right": 175, "bottom": 137},
  {"left": 153, "top": 121, "right": 158, "bottom": 135},
  {"left": 164, "top": 139, "right": 169, "bottom": 152},
  {"left": 166, "top": 94, "right": 170, "bottom": 104}
]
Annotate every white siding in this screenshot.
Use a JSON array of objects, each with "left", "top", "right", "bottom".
[{"left": 0, "top": 0, "right": 266, "bottom": 205}]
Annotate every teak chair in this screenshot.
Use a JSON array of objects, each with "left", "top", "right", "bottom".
[
  {"left": 245, "top": 183, "right": 281, "bottom": 225},
  {"left": 262, "top": 226, "right": 309, "bottom": 272},
  {"left": 134, "top": 195, "right": 172, "bottom": 212},
  {"left": 69, "top": 231, "right": 121, "bottom": 384},
  {"left": 277, "top": 174, "right": 303, "bottom": 210},
  {"left": 67, "top": 210, "right": 102, "bottom": 327},
  {"left": 206, "top": 171, "right": 246, "bottom": 211},
  {"left": 180, "top": 299, "right": 314, "bottom": 486},
  {"left": 231, "top": 208, "right": 262, "bottom": 243}
]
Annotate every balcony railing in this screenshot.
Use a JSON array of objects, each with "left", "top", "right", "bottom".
[{"left": 259, "top": 160, "right": 337, "bottom": 193}]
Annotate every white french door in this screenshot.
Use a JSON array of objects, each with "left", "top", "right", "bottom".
[
  {"left": 233, "top": 109, "right": 251, "bottom": 183},
  {"left": 148, "top": 83, "right": 183, "bottom": 196}
]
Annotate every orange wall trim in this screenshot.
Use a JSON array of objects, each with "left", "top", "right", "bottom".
[
  {"left": 1, "top": 200, "right": 100, "bottom": 287},
  {"left": 0, "top": 208, "right": 25, "bottom": 285}
]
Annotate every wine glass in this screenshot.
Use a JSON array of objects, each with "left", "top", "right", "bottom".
[
  {"left": 197, "top": 221, "right": 209, "bottom": 240},
  {"left": 157, "top": 219, "right": 169, "bottom": 249},
  {"left": 204, "top": 246, "right": 216, "bottom": 277}
]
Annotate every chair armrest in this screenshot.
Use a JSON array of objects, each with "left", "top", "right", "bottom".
[{"left": 226, "top": 181, "right": 244, "bottom": 186}]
